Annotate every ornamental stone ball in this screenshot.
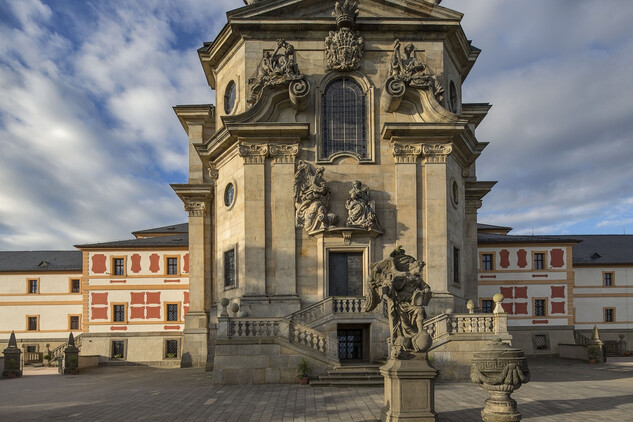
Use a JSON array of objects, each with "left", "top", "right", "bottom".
[
  {"left": 229, "top": 303, "right": 240, "bottom": 316},
  {"left": 220, "top": 298, "right": 230, "bottom": 307}
]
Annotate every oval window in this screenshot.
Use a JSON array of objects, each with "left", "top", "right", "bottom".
[
  {"left": 449, "top": 81, "right": 458, "bottom": 113},
  {"left": 452, "top": 180, "right": 459, "bottom": 205},
  {"left": 224, "top": 183, "right": 235, "bottom": 208},
  {"left": 224, "top": 81, "right": 236, "bottom": 114}
]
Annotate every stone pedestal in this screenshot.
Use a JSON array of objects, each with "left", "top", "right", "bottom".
[
  {"left": 2, "top": 331, "right": 22, "bottom": 378},
  {"left": 380, "top": 354, "right": 438, "bottom": 422},
  {"left": 63, "top": 333, "right": 79, "bottom": 375}
]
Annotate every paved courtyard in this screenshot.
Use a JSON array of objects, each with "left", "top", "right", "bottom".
[{"left": 1, "top": 358, "right": 632, "bottom": 421}]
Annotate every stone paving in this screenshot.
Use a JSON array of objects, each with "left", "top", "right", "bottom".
[{"left": 1, "top": 357, "right": 633, "bottom": 421}]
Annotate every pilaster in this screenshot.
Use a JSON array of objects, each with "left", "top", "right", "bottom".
[
  {"left": 171, "top": 183, "right": 213, "bottom": 368},
  {"left": 238, "top": 141, "right": 268, "bottom": 297},
  {"left": 392, "top": 141, "right": 422, "bottom": 258},
  {"left": 269, "top": 143, "right": 299, "bottom": 296}
]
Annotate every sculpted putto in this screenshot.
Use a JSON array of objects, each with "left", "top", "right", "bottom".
[
  {"left": 248, "top": 39, "right": 305, "bottom": 105},
  {"left": 345, "top": 180, "right": 382, "bottom": 231},
  {"left": 364, "top": 247, "right": 432, "bottom": 359},
  {"left": 387, "top": 39, "right": 444, "bottom": 103},
  {"left": 293, "top": 161, "right": 338, "bottom": 233}
]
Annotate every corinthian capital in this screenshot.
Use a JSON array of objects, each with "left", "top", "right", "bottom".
[
  {"left": 392, "top": 142, "right": 423, "bottom": 164},
  {"left": 269, "top": 143, "right": 299, "bottom": 163},
  {"left": 238, "top": 141, "right": 269, "bottom": 164},
  {"left": 422, "top": 144, "right": 453, "bottom": 163},
  {"left": 183, "top": 199, "right": 208, "bottom": 217},
  {"left": 465, "top": 199, "right": 483, "bottom": 214}
]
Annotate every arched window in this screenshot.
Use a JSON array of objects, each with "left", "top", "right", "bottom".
[{"left": 321, "top": 78, "right": 367, "bottom": 159}]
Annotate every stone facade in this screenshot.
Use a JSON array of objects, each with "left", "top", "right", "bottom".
[{"left": 172, "top": 0, "right": 494, "bottom": 379}]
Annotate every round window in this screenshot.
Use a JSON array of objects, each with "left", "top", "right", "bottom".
[
  {"left": 452, "top": 180, "right": 459, "bottom": 205},
  {"left": 224, "top": 81, "right": 236, "bottom": 114},
  {"left": 224, "top": 183, "right": 235, "bottom": 208}
]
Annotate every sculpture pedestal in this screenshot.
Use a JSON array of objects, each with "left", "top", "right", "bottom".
[
  {"left": 380, "top": 353, "right": 438, "bottom": 422},
  {"left": 481, "top": 386, "right": 521, "bottom": 422}
]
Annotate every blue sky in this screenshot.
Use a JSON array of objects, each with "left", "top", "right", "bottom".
[{"left": 1, "top": 0, "right": 633, "bottom": 250}]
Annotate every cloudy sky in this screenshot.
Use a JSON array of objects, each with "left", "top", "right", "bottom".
[{"left": 1, "top": 0, "right": 632, "bottom": 250}]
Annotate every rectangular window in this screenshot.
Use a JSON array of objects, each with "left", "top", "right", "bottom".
[
  {"left": 70, "top": 316, "right": 80, "bottom": 330},
  {"left": 534, "top": 299, "right": 546, "bottom": 316},
  {"left": 481, "top": 254, "right": 493, "bottom": 271},
  {"left": 167, "top": 257, "right": 178, "bottom": 275},
  {"left": 224, "top": 248, "right": 236, "bottom": 288},
  {"left": 165, "top": 340, "right": 178, "bottom": 358},
  {"left": 604, "top": 308, "right": 615, "bottom": 322},
  {"left": 113, "top": 258, "right": 125, "bottom": 276},
  {"left": 481, "top": 300, "right": 493, "bottom": 313},
  {"left": 166, "top": 304, "right": 179, "bottom": 322},
  {"left": 453, "top": 247, "right": 460, "bottom": 284},
  {"left": 534, "top": 253, "right": 545, "bottom": 270},
  {"left": 26, "top": 345, "right": 37, "bottom": 353},
  {"left": 603, "top": 272, "right": 614, "bottom": 287},
  {"left": 534, "top": 334, "right": 549, "bottom": 351},
  {"left": 28, "top": 279, "right": 38, "bottom": 294},
  {"left": 70, "top": 279, "right": 81, "bottom": 293},
  {"left": 113, "top": 304, "right": 126, "bottom": 322},
  {"left": 27, "top": 316, "right": 38, "bottom": 331},
  {"left": 112, "top": 341, "right": 125, "bottom": 359}
]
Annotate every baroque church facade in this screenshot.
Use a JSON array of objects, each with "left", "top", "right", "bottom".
[{"left": 171, "top": 0, "right": 494, "bottom": 377}]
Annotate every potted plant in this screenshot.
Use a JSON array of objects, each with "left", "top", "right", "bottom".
[
  {"left": 7, "top": 358, "right": 20, "bottom": 378},
  {"left": 297, "top": 357, "right": 311, "bottom": 385},
  {"left": 43, "top": 354, "right": 51, "bottom": 367},
  {"left": 587, "top": 345, "right": 600, "bottom": 363}
]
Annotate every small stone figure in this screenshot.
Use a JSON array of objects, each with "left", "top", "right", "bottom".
[
  {"left": 345, "top": 180, "right": 382, "bottom": 231},
  {"left": 248, "top": 39, "right": 306, "bottom": 105},
  {"left": 386, "top": 39, "right": 444, "bottom": 104},
  {"left": 293, "top": 161, "right": 338, "bottom": 232},
  {"left": 364, "top": 247, "right": 432, "bottom": 359}
]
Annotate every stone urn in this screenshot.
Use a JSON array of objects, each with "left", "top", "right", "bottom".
[{"left": 471, "top": 338, "right": 530, "bottom": 422}]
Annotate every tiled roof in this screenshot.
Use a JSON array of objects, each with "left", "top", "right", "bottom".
[
  {"left": 477, "top": 232, "right": 581, "bottom": 245},
  {"left": 76, "top": 234, "right": 189, "bottom": 249},
  {"left": 0, "top": 251, "right": 82, "bottom": 272},
  {"left": 131, "top": 223, "right": 188, "bottom": 237},
  {"left": 556, "top": 235, "right": 633, "bottom": 265}
]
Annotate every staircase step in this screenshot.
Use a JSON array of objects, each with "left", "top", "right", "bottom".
[{"left": 310, "top": 379, "right": 382, "bottom": 387}]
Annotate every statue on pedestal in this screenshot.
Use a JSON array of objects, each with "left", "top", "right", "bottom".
[
  {"left": 293, "top": 161, "right": 338, "bottom": 232},
  {"left": 345, "top": 180, "right": 382, "bottom": 231},
  {"left": 364, "top": 246, "right": 432, "bottom": 359}
]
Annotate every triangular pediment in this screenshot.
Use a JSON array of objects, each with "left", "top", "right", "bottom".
[{"left": 228, "top": 0, "right": 463, "bottom": 22}]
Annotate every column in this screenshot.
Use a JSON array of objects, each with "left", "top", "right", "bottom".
[{"left": 269, "top": 143, "right": 299, "bottom": 296}]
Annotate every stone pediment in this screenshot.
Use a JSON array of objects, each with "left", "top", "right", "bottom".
[{"left": 228, "top": 0, "right": 463, "bottom": 22}]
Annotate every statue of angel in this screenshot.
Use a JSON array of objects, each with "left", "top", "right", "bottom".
[
  {"left": 364, "top": 246, "right": 432, "bottom": 359},
  {"left": 293, "top": 161, "right": 338, "bottom": 232}
]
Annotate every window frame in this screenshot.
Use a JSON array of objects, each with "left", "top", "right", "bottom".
[
  {"left": 316, "top": 72, "right": 375, "bottom": 164},
  {"left": 164, "top": 255, "right": 180, "bottom": 276},
  {"left": 111, "top": 303, "right": 127, "bottom": 323},
  {"left": 164, "top": 339, "right": 180, "bottom": 359},
  {"left": 68, "top": 314, "right": 81, "bottom": 331},
  {"left": 453, "top": 247, "right": 460, "bottom": 284},
  {"left": 533, "top": 297, "right": 547, "bottom": 317},
  {"left": 223, "top": 245, "right": 238, "bottom": 290},
  {"left": 533, "top": 333, "right": 550, "bottom": 351},
  {"left": 26, "top": 278, "right": 39, "bottom": 294},
  {"left": 69, "top": 278, "right": 81, "bottom": 293},
  {"left": 602, "top": 271, "right": 614, "bottom": 287},
  {"left": 26, "top": 315, "right": 39, "bottom": 331},
  {"left": 532, "top": 251, "right": 547, "bottom": 271},
  {"left": 604, "top": 307, "right": 615, "bottom": 323},
  {"left": 111, "top": 256, "right": 126, "bottom": 277},
  {"left": 165, "top": 303, "right": 180, "bottom": 322},
  {"left": 111, "top": 340, "right": 127, "bottom": 359},
  {"left": 480, "top": 298, "right": 493, "bottom": 314},
  {"left": 480, "top": 252, "right": 494, "bottom": 272}
]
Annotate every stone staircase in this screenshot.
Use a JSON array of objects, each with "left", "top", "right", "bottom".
[{"left": 310, "top": 363, "right": 383, "bottom": 387}]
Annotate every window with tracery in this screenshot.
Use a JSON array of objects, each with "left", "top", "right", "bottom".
[{"left": 321, "top": 78, "right": 367, "bottom": 159}]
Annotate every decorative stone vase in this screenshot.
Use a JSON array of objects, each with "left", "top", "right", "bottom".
[{"left": 471, "top": 339, "right": 530, "bottom": 422}]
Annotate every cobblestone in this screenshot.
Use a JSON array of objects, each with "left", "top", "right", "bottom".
[{"left": 1, "top": 357, "right": 632, "bottom": 421}]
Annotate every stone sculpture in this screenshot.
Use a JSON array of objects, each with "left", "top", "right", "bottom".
[
  {"left": 382, "top": 39, "right": 445, "bottom": 112},
  {"left": 345, "top": 180, "right": 382, "bottom": 231},
  {"left": 293, "top": 161, "right": 338, "bottom": 232},
  {"left": 325, "top": 0, "right": 364, "bottom": 71},
  {"left": 364, "top": 247, "right": 432, "bottom": 359},
  {"left": 248, "top": 39, "right": 310, "bottom": 109},
  {"left": 471, "top": 339, "right": 531, "bottom": 421}
]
